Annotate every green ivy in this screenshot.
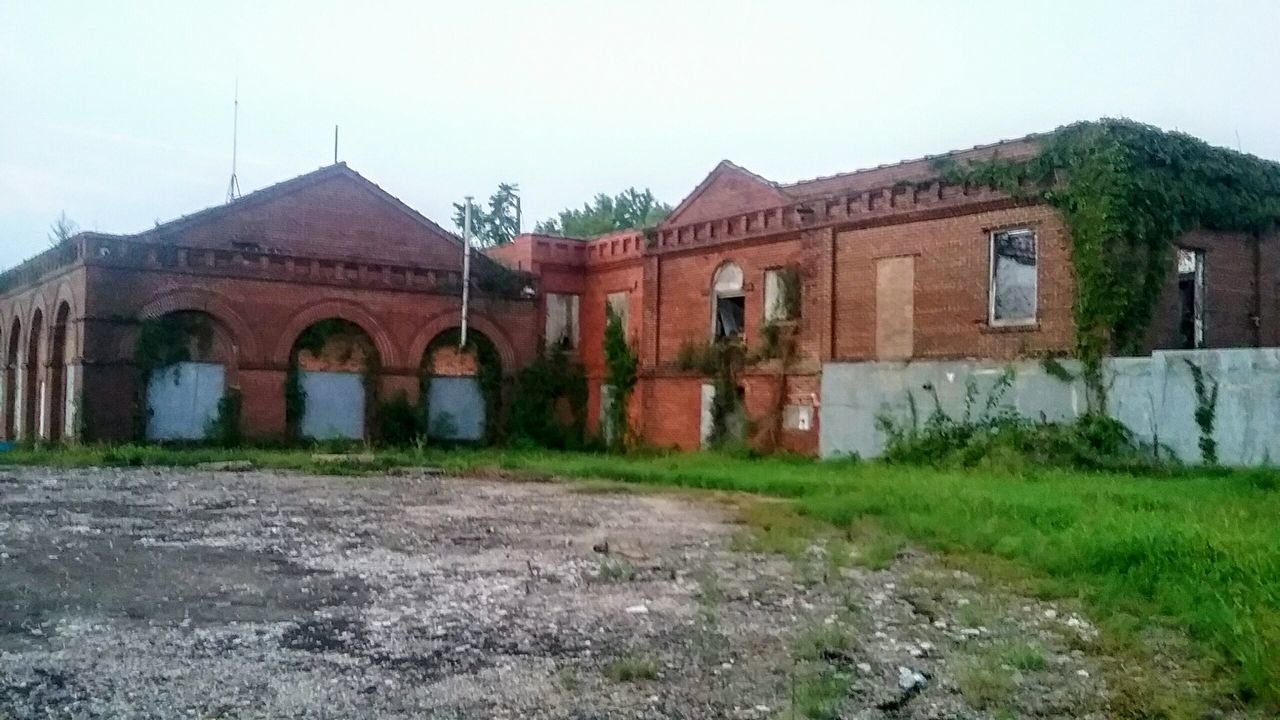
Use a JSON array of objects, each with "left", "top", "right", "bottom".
[
  {"left": 207, "top": 389, "right": 242, "bottom": 447},
  {"left": 133, "top": 313, "right": 213, "bottom": 440},
  {"left": 941, "top": 119, "right": 1280, "bottom": 400},
  {"left": 1184, "top": 359, "right": 1220, "bottom": 465},
  {"left": 509, "top": 346, "right": 588, "bottom": 449},
  {"left": 602, "top": 302, "right": 638, "bottom": 452}
]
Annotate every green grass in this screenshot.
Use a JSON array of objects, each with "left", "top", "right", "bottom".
[
  {"left": 603, "top": 654, "right": 659, "bottom": 682},
  {"left": 5, "top": 444, "right": 1280, "bottom": 712}
]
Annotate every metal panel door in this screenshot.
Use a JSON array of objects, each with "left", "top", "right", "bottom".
[
  {"left": 300, "top": 370, "right": 364, "bottom": 440},
  {"left": 146, "top": 362, "right": 226, "bottom": 440},
  {"left": 427, "top": 377, "right": 484, "bottom": 441}
]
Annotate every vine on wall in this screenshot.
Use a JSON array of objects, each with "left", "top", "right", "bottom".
[
  {"left": 602, "top": 303, "right": 638, "bottom": 452},
  {"left": 1184, "top": 359, "right": 1220, "bottom": 465},
  {"left": 509, "top": 346, "right": 588, "bottom": 449},
  {"left": 132, "top": 312, "right": 214, "bottom": 439},
  {"left": 940, "top": 119, "right": 1280, "bottom": 402}
]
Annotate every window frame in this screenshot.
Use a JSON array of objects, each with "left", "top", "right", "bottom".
[
  {"left": 987, "top": 227, "right": 1039, "bottom": 327},
  {"left": 709, "top": 261, "right": 746, "bottom": 341},
  {"left": 544, "top": 292, "right": 581, "bottom": 351}
]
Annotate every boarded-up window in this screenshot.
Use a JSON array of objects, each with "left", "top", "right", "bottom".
[
  {"left": 989, "top": 228, "right": 1037, "bottom": 324},
  {"left": 606, "top": 291, "right": 629, "bottom": 330},
  {"left": 875, "top": 256, "right": 914, "bottom": 360},
  {"left": 764, "top": 268, "right": 799, "bottom": 322},
  {"left": 545, "top": 293, "right": 580, "bottom": 350}
]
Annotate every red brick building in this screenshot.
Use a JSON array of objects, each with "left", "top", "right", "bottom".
[
  {"left": 3, "top": 133, "right": 1275, "bottom": 450},
  {"left": 491, "top": 136, "right": 1280, "bottom": 453},
  {"left": 0, "top": 164, "right": 537, "bottom": 443}
]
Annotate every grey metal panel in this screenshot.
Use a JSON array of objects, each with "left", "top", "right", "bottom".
[
  {"left": 427, "top": 377, "right": 484, "bottom": 441},
  {"left": 146, "top": 362, "right": 226, "bottom": 441},
  {"left": 300, "top": 371, "right": 364, "bottom": 440}
]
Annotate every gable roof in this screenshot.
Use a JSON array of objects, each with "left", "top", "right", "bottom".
[
  {"left": 662, "top": 160, "right": 793, "bottom": 226},
  {"left": 131, "top": 162, "right": 463, "bottom": 247}
]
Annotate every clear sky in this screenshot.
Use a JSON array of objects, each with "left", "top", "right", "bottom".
[{"left": 2, "top": 1, "right": 1277, "bottom": 267}]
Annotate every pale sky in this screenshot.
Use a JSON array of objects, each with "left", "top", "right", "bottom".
[{"left": 2, "top": 1, "right": 1277, "bottom": 267}]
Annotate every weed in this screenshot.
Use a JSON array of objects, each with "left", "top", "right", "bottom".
[
  {"left": 604, "top": 655, "right": 658, "bottom": 682},
  {"left": 954, "top": 656, "right": 1014, "bottom": 710},
  {"left": 792, "top": 623, "right": 857, "bottom": 664},
  {"left": 787, "top": 664, "right": 848, "bottom": 720},
  {"left": 594, "top": 558, "right": 635, "bottom": 583},
  {"left": 999, "top": 642, "right": 1048, "bottom": 672}
]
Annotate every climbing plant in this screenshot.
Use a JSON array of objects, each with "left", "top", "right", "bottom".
[
  {"left": 1185, "top": 359, "right": 1220, "bottom": 464},
  {"left": 509, "top": 346, "right": 588, "bottom": 449},
  {"left": 675, "top": 338, "right": 748, "bottom": 448},
  {"left": 940, "top": 119, "right": 1280, "bottom": 401},
  {"left": 132, "top": 312, "right": 214, "bottom": 439},
  {"left": 602, "top": 302, "right": 638, "bottom": 452},
  {"left": 420, "top": 328, "right": 504, "bottom": 443}
]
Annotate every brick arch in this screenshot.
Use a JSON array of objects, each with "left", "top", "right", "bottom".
[
  {"left": 273, "top": 300, "right": 399, "bottom": 368},
  {"left": 138, "top": 288, "right": 261, "bottom": 364},
  {"left": 408, "top": 309, "right": 518, "bottom": 374},
  {"left": 25, "top": 295, "right": 49, "bottom": 365}
]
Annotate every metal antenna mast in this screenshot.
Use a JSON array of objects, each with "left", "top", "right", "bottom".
[{"left": 226, "top": 78, "right": 242, "bottom": 203}]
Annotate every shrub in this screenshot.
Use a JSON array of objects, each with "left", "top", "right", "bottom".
[{"left": 377, "top": 391, "right": 421, "bottom": 446}]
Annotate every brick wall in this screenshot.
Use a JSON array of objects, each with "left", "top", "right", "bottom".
[
  {"left": 1146, "top": 229, "right": 1267, "bottom": 351},
  {"left": 833, "top": 205, "right": 1076, "bottom": 361}
]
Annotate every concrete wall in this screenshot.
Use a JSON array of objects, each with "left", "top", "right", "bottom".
[{"left": 821, "top": 348, "right": 1280, "bottom": 466}]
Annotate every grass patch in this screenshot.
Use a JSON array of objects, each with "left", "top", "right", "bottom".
[
  {"left": 6, "top": 444, "right": 1280, "bottom": 712},
  {"left": 603, "top": 655, "right": 658, "bottom": 683},
  {"left": 792, "top": 622, "right": 857, "bottom": 664},
  {"left": 999, "top": 641, "right": 1048, "bottom": 672},
  {"left": 954, "top": 656, "right": 1015, "bottom": 711}
]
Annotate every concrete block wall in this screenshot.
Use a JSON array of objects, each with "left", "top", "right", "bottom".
[{"left": 821, "top": 348, "right": 1280, "bottom": 466}]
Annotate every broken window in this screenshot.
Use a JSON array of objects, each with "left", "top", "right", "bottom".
[
  {"left": 989, "top": 228, "right": 1037, "bottom": 324},
  {"left": 711, "top": 262, "right": 745, "bottom": 340},
  {"left": 545, "top": 293, "right": 580, "bottom": 350},
  {"left": 1178, "top": 248, "right": 1206, "bottom": 349},
  {"left": 606, "top": 291, "right": 629, "bottom": 330},
  {"left": 764, "top": 267, "right": 800, "bottom": 322}
]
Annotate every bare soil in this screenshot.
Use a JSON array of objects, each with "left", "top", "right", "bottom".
[{"left": 0, "top": 467, "right": 1108, "bottom": 719}]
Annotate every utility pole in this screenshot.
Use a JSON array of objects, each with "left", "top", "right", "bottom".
[{"left": 460, "top": 196, "right": 473, "bottom": 348}]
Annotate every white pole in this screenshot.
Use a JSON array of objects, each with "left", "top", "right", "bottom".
[{"left": 460, "top": 196, "right": 473, "bottom": 348}]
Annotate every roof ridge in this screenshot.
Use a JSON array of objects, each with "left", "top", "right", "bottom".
[{"left": 781, "top": 132, "right": 1048, "bottom": 190}]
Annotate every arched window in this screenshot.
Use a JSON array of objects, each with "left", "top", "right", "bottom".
[{"left": 711, "top": 261, "right": 745, "bottom": 340}]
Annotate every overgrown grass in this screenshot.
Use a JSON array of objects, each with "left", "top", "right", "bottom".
[{"left": 4, "top": 444, "right": 1279, "bottom": 711}]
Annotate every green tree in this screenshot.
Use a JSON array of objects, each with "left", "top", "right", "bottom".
[
  {"left": 453, "top": 182, "right": 521, "bottom": 247},
  {"left": 534, "top": 187, "right": 671, "bottom": 238},
  {"left": 48, "top": 211, "right": 78, "bottom": 247}
]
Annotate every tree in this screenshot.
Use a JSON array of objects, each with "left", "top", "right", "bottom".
[
  {"left": 534, "top": 187, "right": 672, "bottom": 238},
  {"left": 452, "top": 183, "right": 521, "bottom": 248},
  {"left": 48, "top": 211, "right": 79, "bottom": 247}
]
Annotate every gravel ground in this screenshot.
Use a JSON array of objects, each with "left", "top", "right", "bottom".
[{"left": 0, "top": 466, "right": 1110, "bottom": 719}]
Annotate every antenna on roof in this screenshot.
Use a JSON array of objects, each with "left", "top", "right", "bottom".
[
  {"left": 334, "top": 124, "right": 339, "bottom": 164},
  {"left": 225, "top": 77, "right": 242, "bottom": 203}
]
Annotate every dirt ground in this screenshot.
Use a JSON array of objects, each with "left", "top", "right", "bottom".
[{"left": 0, "top": 466, "right": 1110, "bottom": 719}]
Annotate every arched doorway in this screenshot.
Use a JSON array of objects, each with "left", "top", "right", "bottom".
[
  {"left": 23, "top": 309, "right": 42, "bottom": 440},
  {"left": 4, "top": 317, "right": 19, "bottom": 441},
  {"left": 420, "top": 328, "right": 499, "bottom": 442},
  {"left": 48, "top": 302, "right": 71, "bottom": 442},
  {"left": 141, "top": 311, "right": 236, "bottom": 441},
  {"left": 287, "top": 319, "right": 379, "bottom": 441}
]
